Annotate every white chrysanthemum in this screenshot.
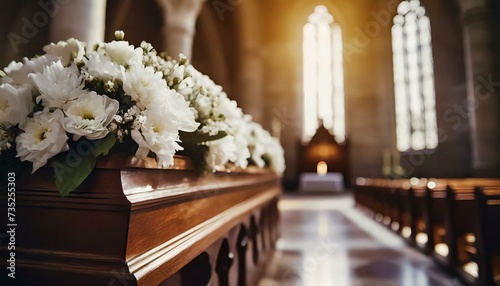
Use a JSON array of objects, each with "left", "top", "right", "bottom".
[
  {"left": 29, "top": 61, "right": 83, "bottom": 108},
  {"left": 63, "top": 92, "right": 119, "bottom": 141},
  {"left": 102, "top": 41, "right": 143, "bottom": 68},
  {"left": 3, "top": 55, "right": 59, "bottom": 93},
  {"left": 217, "top": 94, "right": 243, "bottom": 122},
  {"left": 131, "top": 108, "right": 183, "bottom": 168},
  {"left": 4, "top": 61, "right": 23, "bottom": 74},
  {"left": 0, "top": 83, "right": 34, "bottom": 125},
  {"left": 84, "top": 51, "right": 125, "bottom": 81},
  {"left": 123, "top": 66, "right": 168, "bottom": 110},
  {"left": 265, "top": 137, "right": 286, "bottom": 173},
  {"left": 248, "top": 122, "right": 286, "bottom": 173},
  {"left": 43, "top": 38, "right": 85, "bottom": 66},
  {"left": 248, "top": 122, "right": 268, "bottom": 168},
  {"left": 232, "top": 134, "right": 250, "bottom": 168},
  {"left": 193, "top": 95, "right": 212, "bottom": 119},
  {"left": 157, "top": 89, "right": 199, "bottom": 133},
  {"left": 205, "top": 135, "right": 238, "bottom": 170},
  {"left": 16, "top": 109, "right": 69, "bottom": 172},
  {"left": 186, "top": 63, "right": 222, "bottom": 95},
  {"left": 230, "top": 116, "right": 252, "bottom": 168}
]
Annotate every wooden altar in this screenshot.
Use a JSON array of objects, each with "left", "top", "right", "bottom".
[{"left": 0, "top": 155, "right": 281, "bottom": 286}]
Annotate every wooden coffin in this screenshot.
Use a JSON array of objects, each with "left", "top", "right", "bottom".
[{"left": 0, "top": 155, "right": 281, "bottom": 285}]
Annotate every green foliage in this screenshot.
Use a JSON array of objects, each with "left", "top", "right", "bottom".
[
  {"left": 52, "top": 134, "right": 117, "bottom": 197},
  {"left": 179, "top": 130, "right": 227, "bottom": 146},
  {"left": 92, "top": 134, "right": 116, "bottom": 157},
  {"left": 53, "top": 153, "right": 96, "bottom": 197}
]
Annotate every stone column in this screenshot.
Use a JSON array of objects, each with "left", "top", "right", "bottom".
[
  {"left": 235, "top": 1, "right": 263, "bottom": 124},
  {"left": 50, "top": 0, "right": 107, "bottom": 43},
  {"left": 458, "top": 0, "right": 500, "bottom": 176},
  {"left": 156, "top": 0, "right": 205, "bottom": 59},
  {"left": 237, "top": 48, "right": 264, "bottom": 123}
]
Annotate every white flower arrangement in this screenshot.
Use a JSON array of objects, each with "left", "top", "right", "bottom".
[{"left": 0, "top": 31, "right": 285, "bottom": 196}]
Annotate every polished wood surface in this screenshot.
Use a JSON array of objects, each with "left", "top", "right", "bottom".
[{"left": 0, "top": 156, "right": 281, "bottom": 285}]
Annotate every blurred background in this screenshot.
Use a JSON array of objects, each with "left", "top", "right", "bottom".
[{"left": 1, "top": 0, "right": 499, "bottom": 191}]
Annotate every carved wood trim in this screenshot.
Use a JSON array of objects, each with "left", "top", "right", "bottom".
[{"left": 0, "top": 158, "right": 281, "bottom": 286}]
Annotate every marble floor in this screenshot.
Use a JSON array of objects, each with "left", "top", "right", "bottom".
[{"left": 258, "top": 193, "right": 465, "bottom": 286}]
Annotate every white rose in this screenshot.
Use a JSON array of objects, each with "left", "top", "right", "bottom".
[
  {"left": 63, "top": 91, "right": 119, "bottom": 141},
  {"left": 0, "top": 83, "right": 34, "bottom": 125},
  {"left": 16, "top": 109, "right": 69, "bottom": 172},
  {"left": 29, "top": 61, "right": 83, "bottom": 108}
]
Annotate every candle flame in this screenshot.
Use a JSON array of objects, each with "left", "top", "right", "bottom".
[{"left": 317, "top": 161, "right": 328, "bottom": 175}]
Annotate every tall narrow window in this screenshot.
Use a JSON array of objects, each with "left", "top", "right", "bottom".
[
  {"left": 303, "top": 5, "right": 345, "bottom": 143},
  {"left": 392, "top": 0, "right": 437, "bottom": 151}
]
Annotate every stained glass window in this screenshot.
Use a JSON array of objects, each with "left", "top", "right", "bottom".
[
  {"left": 392, "top": 0, "right": 437, "bottom": 151},
  {"left": 303, "top": 5, "right": 345, "bottom": 143}
]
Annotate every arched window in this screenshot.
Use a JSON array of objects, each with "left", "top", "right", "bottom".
[
  {"left": 392, "top": 0, "right": 437, "bottom": 151},
  {"left": 302, "top": 5, "right": 345, "bottom": 143}
]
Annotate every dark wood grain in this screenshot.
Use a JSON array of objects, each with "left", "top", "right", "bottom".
[{"left": 0, "top": 156, "right": 281, "bottom": 286}]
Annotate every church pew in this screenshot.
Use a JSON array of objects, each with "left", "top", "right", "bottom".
[
  {"left": 397, "top": 182, "right": 416, "bottom": 242},
  {"left": 353, "top": 178, "right": 378, "bottom": 217},
  {"left": 475, "top": 186, "right": 500, "bottom": 286},
  {"left": 371, "top": 179, "right": 394, "bottom": 226},
  {"left": 354, "top": 179, "right": 412, "bottom": 235},
  {"left": 414, "top": 178, "right": 500, "bottom": 283},
  {"left": 445, "top": 181, "right": 500, "bottom": 286},
  {"left": 409, "top": 180, "right": 433, "bottom": 253},
  {"left": 354, "top": 177, "right": 500, "bottom": 286},
  {"left": 381, "top": 179, "right": 403, "bottom": 231},
  {"left": 426, "top": 182, "right": 455, "bottom": 270}
]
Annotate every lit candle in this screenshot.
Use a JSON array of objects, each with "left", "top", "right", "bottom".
[{"left": 317, "top": 161, "right": 327, "bottom": 176}]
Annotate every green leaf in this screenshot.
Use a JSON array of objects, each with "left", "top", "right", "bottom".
[
  {"left": 92, "top": 133, "right": 117, "bottom": 157},
  {"left": 179, "top": 130, "right": 228, "bottom": 145},
  {"left": 52, "top": 153, "right": 97, "bottom": 197}
]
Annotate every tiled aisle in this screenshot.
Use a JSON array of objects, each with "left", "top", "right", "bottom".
[{"left": 258, "top": 194, "right": 464, "bottom": 286}]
